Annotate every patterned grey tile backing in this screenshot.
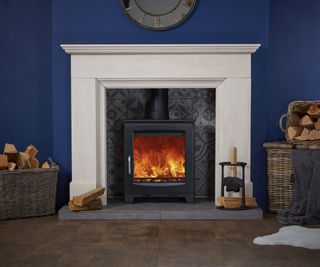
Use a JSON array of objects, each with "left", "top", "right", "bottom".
[{"left": 106, "top": 89, "right": 215, "bottom": 197}]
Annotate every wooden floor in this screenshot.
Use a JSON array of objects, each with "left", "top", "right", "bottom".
[{"left": 0, "top": 215, "right": 319, "bottom": 267}]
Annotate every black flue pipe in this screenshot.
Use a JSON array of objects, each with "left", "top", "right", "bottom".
[{"left": 149, "top": 89, "right": 169, "bottom": 120}]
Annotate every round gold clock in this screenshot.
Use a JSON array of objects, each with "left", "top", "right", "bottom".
[{"left": 120, "top": 0, "right": 197, "bottom": 31}]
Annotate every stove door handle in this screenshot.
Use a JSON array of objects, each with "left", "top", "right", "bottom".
[{"left": 128, "top": 155, "right": 131, "bottom": 175}]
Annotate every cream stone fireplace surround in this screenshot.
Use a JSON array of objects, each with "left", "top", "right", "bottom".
[{"left": 61, "top": 44, "right": 260, "bottom": 204}]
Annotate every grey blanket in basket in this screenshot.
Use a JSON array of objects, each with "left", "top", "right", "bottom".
[{"left": 278, "top": 149, "right": 320, "bottom": 225}]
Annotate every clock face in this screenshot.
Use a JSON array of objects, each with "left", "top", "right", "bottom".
[{"left": 120, "top": 0, "right": 197, "bottom": 30}]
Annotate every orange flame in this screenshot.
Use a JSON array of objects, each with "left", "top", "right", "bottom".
[{"left": 134, "top": 135, "right": 185, "bottom": 179}]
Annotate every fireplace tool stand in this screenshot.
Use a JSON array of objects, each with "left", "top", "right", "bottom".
[{"left": 218, "top": 161, "right": 248, "bottom": 210}]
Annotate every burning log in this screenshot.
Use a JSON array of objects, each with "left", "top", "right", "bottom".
[
  {"left": 133, "top": 177, "right": 185, "bottom": 183},
  {"left": 133, "top": 135, "right": 185, "bottom": 179}
]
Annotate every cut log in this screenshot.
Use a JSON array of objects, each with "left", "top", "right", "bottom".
[
  {"left": 216, "top": 200, "right": 223, "bottom": 208},
  {"left": 17, "top": 152, "right": 31, "bottom": 169},
  {"left": 290, "top": 112, "right": 301, "bottom": 126},
  {"left": 42, "top": 161, "right": 51, "bottom": 169},
  {"left": 315, "top": 118, "right": 320, "bottom": 130},
  {"left": 5, "top": 152, "right": 18, "bottom": 163},
  {"left": 8, "top": 162, "right": 16, "bottom": 171},
  {"left": 4, "top": 143, "right": 17, "bottom": 154},
  {"left": 307, "top": 104, "right": 320, "bottom": 117},
  {"left": 72, "top": 187, "right": 105, "bottom": 207},
  {"left": 4, "top": 143, "right": 18, "bottom": 163},
  {"left": 25, "top": 145, "right": 38, "bottom": 158},
  {"left": 0, "top": 154, "right": 8, "bottom": 170},
  {"left": 299, "top": 115, "right": 314, "bottom": 128},
  {"left": 287, "top": 126, "right": 303, "bottom": 140},
  {"left": 309, "top": 130, "right": 320, "bottom": 141},
  {"left": 30, "top": 158, "right": 40, "bottom": 168},
  {"left": 230, "top": 147, "right": 237, "bottom": 177},
  {"left": 216, "top": 196, "right": 257, "bottom": 209},
  {"left": 68, "top": 198, "right": 102, "bottom": 211},
  {"left": 294, "top": 128, "right": 310, "bottom": 141}
]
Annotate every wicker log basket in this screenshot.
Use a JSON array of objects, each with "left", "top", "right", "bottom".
[
  {"left": 279, "top": 100, "right": 320, "bottom": 145},
  {"left": 0, "top": 167, "right": 58, "bottom": 220},
  {"left": 263, "top": 142, "right": 294, "bottom": 212},
  {"left": 263, "top": 142, "right": 320, "bottom": 213}
]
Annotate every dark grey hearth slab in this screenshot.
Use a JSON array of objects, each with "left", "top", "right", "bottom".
[{"left": 59, "top": 198, "right": 263, "bottom": 220}]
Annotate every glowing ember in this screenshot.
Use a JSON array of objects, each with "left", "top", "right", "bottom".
[{"left": 134, "top": 135, "right": 185, "bottom": 182}]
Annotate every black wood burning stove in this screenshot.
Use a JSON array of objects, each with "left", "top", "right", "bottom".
[{"left": 124, "top": 89, "right": 195, "bottom": 203}]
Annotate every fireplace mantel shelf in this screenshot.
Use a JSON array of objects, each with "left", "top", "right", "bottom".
[{"left": 61, "top": 44, "right": 260, "bottom": 55}]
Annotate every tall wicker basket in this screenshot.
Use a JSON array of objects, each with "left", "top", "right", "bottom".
[
  {"left": 263, "top": 142, "right": 294, "bottom": 212},
  {"left": 263, "top": 142, "right": 320, "bottom": 213},
  {"left": 0, "top": 167, "right": 58, "bottom": 220}
]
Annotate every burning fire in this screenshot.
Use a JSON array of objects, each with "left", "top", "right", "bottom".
[{"left": 134, "top": 135, "right": 185, "bottom": 180}]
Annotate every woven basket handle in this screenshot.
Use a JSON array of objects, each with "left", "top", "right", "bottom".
[{"left": 279, "top": 114, "right": 287, "bottom": 132}]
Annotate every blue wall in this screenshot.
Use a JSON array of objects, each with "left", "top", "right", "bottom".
[
  {"left": 2, "top": 0, "right": 319, "bottom": 211},
  {"left": 268, "top": 0, "right": 320, "bottom": 140},
  {"left": 8, "top": 0, "right": 314, "bottom": 210},
  {"left": 0, "top": 1, "right": 52, "bottom": 159},
  {"left": 52, "top": 0, "right": 270, "bottom": 209}
]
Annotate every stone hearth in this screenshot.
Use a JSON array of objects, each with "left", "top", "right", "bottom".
[{"left": 59, "top": 198, "right": 263, "bottom": 220}]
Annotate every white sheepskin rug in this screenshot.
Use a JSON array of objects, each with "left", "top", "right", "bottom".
[{"left": 253, "top": 226, "right": 320, "bottom": 250}]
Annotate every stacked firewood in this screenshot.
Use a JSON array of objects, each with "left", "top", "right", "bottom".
[
  {"left": 0, "top": 143, "right": 54, "bottom": 171},
  {"left": 288, "top": 104, "right": 320, "bottom": 141},
  {"left": 68, "top": 188, "right": 105, "bottom": 211}
]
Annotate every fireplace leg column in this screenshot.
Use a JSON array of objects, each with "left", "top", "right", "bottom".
[
  {"left": 70, "top": 78, "right": 107, "bottom": 204},
  {"left": 215, "top": 78, "right": 253, "bottom": 202}
]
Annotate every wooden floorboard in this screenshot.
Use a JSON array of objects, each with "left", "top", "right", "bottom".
[{"left": 0, "top": 214, "right": 319, "bottom": 267}]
